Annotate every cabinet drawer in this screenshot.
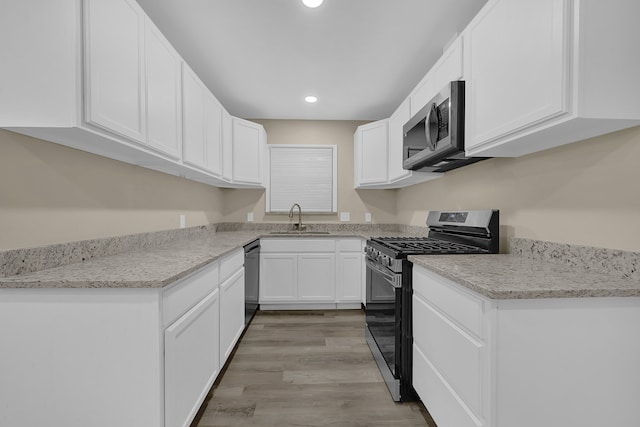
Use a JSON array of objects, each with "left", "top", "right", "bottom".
[
  {"left": 165, "top": 288, "right": 220, "bottom": 427},
  {"left": 261, "top": 238, "right": 335, "bottom": 253},
  {"left": 413, "top": 293, "right": 483, "bottom": 418},
  {"left": 413, "top": 266, "right": 484, "bottom": 338},
  {"left": 337, "top": 238, "right": 363, "bottom": 252},
  {"left": 219, "top": 248, "right": 244, "bottom": 283},
  {"left": 413, "top": 345, "right": 483, "bottom": 427},
  {"left": 163, "top": 261, "right": 218, "bottom": 326}
]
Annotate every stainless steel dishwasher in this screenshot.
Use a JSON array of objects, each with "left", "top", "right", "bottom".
[{"left": 243, "top": 239, "right": 260, "bottom": 326}]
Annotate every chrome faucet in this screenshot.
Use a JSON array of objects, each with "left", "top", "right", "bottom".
[{"left": 288, "top": 203, "right": 305, "bottom": 231}]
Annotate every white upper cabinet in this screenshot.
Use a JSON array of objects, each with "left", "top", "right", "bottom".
[
  {"left": 354, "top": 120, "right": 389, "bottom": 186},
  {"left": 232, "top": 118, "right": 265, "bottom": 186},
  {"left": 205, "top": 94, "right": 223, "bottom": 177},
  {"left": 182, "top": 64, "right": 207, "bottom": 170},
  {"left": 0, "top": 0, "right": 266, "bottom": 190},
  {"left": 84, "top": 0, "right": 146, "bottom": 143},
  {"left": 387, "top": 99, "right": 410, "bottom": 182},
  {"left": 145, "top": 19, "right": 182, "bottom": 159},
  {"left": 464, "top": 0, "right": 640, "bottom": 157},
  {"left": 354, "top": 105, "right": 442, "bottom": 189},
  {"left": 182, "top": 63, "right": 225, "bottom": 177},
  {"left": 354, "top": 36, "right": 462, "bottom": 190},
  {"left": 387, "top": 98, "right": 442, "bottom": 187},
  {"left": 221, "top": 109, "right": 233, "bottom": 181},
  {"left": 410, "top": 36, "right": 463, "bottom": 117}
]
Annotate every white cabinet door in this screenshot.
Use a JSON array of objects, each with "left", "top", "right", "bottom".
[
  {"left": 220, "top": 268, "right": 245, "bottom": 366},
  {"left": 410, "top": 35, "right": 462, "bottom": 118},
  {"left": 84, "top": 0, "right": 145, "bottom": 143},
  {"left": 260, "top": 254, "right": 297, "bottom": 301},
  {"left": 232, "top": 118, "right": 264, "bottom": 184},
  {"left": 298, "top": 254, "right": 335, "bottom": 301},
  {"left": 464, "top": 0, "right": 569, "bottom": 150},
  {"left": 204, "top": 92, "right": 223, "bottom": 176},
  {"left": 388, "top": 98, "right": 411, "bottom": 182},
  {"left": 145, "top": 19, "right": 181, "bottom": 159},
  {"left": 165, "top": 288, "right": 220, "bottom": 427},
  {"left": 412, "top": 266, "right": 488, "bottom": 427},
  {"left": 354, "top": 120, "right": 388, "bottom": 186},
  {"left": 221, "top": 108, "right": 233, "bottom": 181},
  {"left": 182, "top": 65, "right": 206, "bottom": 169},
  {"left": 410, "top": 74, "right": 434, "bottom": 118},
  {"left": 432, "top": 36, "right": 463, "bottom": 96},
  {"left": 336, "top": 253, "right": 362, "bottom": 302}
]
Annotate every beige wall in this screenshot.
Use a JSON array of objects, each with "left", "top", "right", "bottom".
[
  {"left": 0, "top": 129, "right": 224, "bottom": 250},
  {"left": 3, "top": 122, "right": 639, "bottom": 253},
  {"left": 396, "top": 126, "right": 640, "bottom": 252},
  {"left": 220, "top": 120, "right": 398, "bottom": 224}
]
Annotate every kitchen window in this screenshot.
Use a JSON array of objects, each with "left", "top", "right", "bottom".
[{"left": 266, "top": 145, "right": 337, "bottom": 213}]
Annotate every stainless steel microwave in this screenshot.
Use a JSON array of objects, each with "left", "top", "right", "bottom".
[{"left": 402, "top": 81, "right": 487, "bottom": 173}]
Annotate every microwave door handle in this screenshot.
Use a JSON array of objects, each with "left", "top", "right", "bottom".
[{"left": 425, "top": 103, "right": 438, "bottom": 151}]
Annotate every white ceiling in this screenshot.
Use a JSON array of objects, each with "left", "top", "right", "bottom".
[{"left": 136, "top": 0, "right": 488, "bottom": 121}]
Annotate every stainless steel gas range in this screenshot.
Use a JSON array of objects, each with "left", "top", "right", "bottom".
[{"left": 364, "top": 210, "right": 500, "bottom": 401}]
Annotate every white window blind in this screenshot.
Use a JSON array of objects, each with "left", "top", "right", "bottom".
[{"left": 267, "top": 145, "right": 337, "bottom": 213}]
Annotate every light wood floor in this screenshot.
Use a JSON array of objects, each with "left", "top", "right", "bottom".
[{"left": 193, "top": 310, "right": 437, "bottom": 427}]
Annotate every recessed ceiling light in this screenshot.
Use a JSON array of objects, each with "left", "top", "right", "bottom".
[
  {"left": 305, "top": 96, "right": 318, "bottom": 103},
  {"left": 302, "top": 0, "right": 323, "bottom": 8}
]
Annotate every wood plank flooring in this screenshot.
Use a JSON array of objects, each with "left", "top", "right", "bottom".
[{"left": 194, "top": 310, "right": 437, "bottom": 427}]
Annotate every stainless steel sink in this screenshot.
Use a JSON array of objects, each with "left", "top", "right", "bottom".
[{"left": 268, "top": 231, "right": 330, "bottom": 235}]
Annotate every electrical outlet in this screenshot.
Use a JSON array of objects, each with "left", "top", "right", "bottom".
[
  {"left": 340, "top": 212, "right": 350, "bottom": 222},
  {"left": 247, "top": 212, "right": 254, "bottom": 222},
  {"left": 365, "top": 212, "right": 372, "bottom": 223},
  {"left": 179, "top": 214, "right": 186, "bottom": 229}
]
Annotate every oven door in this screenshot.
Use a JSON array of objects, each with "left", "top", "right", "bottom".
[{"left": 365, "top": 258, "right": 402, "bottom": 400}]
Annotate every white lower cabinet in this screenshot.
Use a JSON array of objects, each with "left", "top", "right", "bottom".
[
  {"left": 298, "top": 254, "right": 336, "bottom": 300},
  {"left": 260, "top": 238, "right": 363, "bottom": 309},
  {"left": 412, "top": 266, "right": 487, "bottom": 427},
  {"left": 220, "top": 268, "right": 245, "bottom": 366},
  {"left": 165, "top": 288, "right": 220, "bottom": 427},
  {"left": 219, "top": 248, "right": 246, "bottom": 367},
  {"left": 163, "top": 260, "right": 221, "bottom": 427},
  {"left": 0, "top": 255, "right": 251, "bottom": 427},
  {"left": 261, "top": 253, "right": 298, "bottom": 301},
  {"left": 336, "top": 239, "right": 364, "bottom": 303},
  {"left": 412, "top": 264, "right": 640, "bottom": 427}
]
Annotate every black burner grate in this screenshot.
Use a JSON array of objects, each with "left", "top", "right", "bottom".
[{"left": 372, "top": 237, "right": 487, "bottom": 254}]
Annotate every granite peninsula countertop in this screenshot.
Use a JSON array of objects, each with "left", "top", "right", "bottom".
[
  {"left": 409, "top": 253, "right": 640, "bottom": 299},
  {"left": 0, "top": 232, "right": 260, "bottom": 289}
]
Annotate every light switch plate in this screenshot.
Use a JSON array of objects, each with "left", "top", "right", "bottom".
[
  {"left": 365, "top": 212, "right": 372, "bottom": 223},
  {"left": 179, "top": 214, "right": 186, "bottom": 229},
  {"left": 340, "top": 212, "right": 350, "bottom": 222},
  {"left": 247, "top": 212, "right": 254, "bottom": 222}
]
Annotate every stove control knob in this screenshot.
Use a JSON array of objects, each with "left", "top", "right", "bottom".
[{"left": 386, "top": 256, "right": 394, "bottom": 268}]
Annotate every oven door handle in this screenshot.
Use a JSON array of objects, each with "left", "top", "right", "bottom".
[{"left": 366, "top": 258, "right": 402, "bottom": 288}]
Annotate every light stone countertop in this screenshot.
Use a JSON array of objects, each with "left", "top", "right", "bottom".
[
  {"left": 0, "top": 232, "right": 261, "bottom": 289},
  {"left": 409, "top": 254, "right": 640, "bottom": 299},
  {"left": 0, "top": 230, "right": 382, "bottom": 289},
  {"left": 3, "top": 227, "right": 639, "bottom": 299}
]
